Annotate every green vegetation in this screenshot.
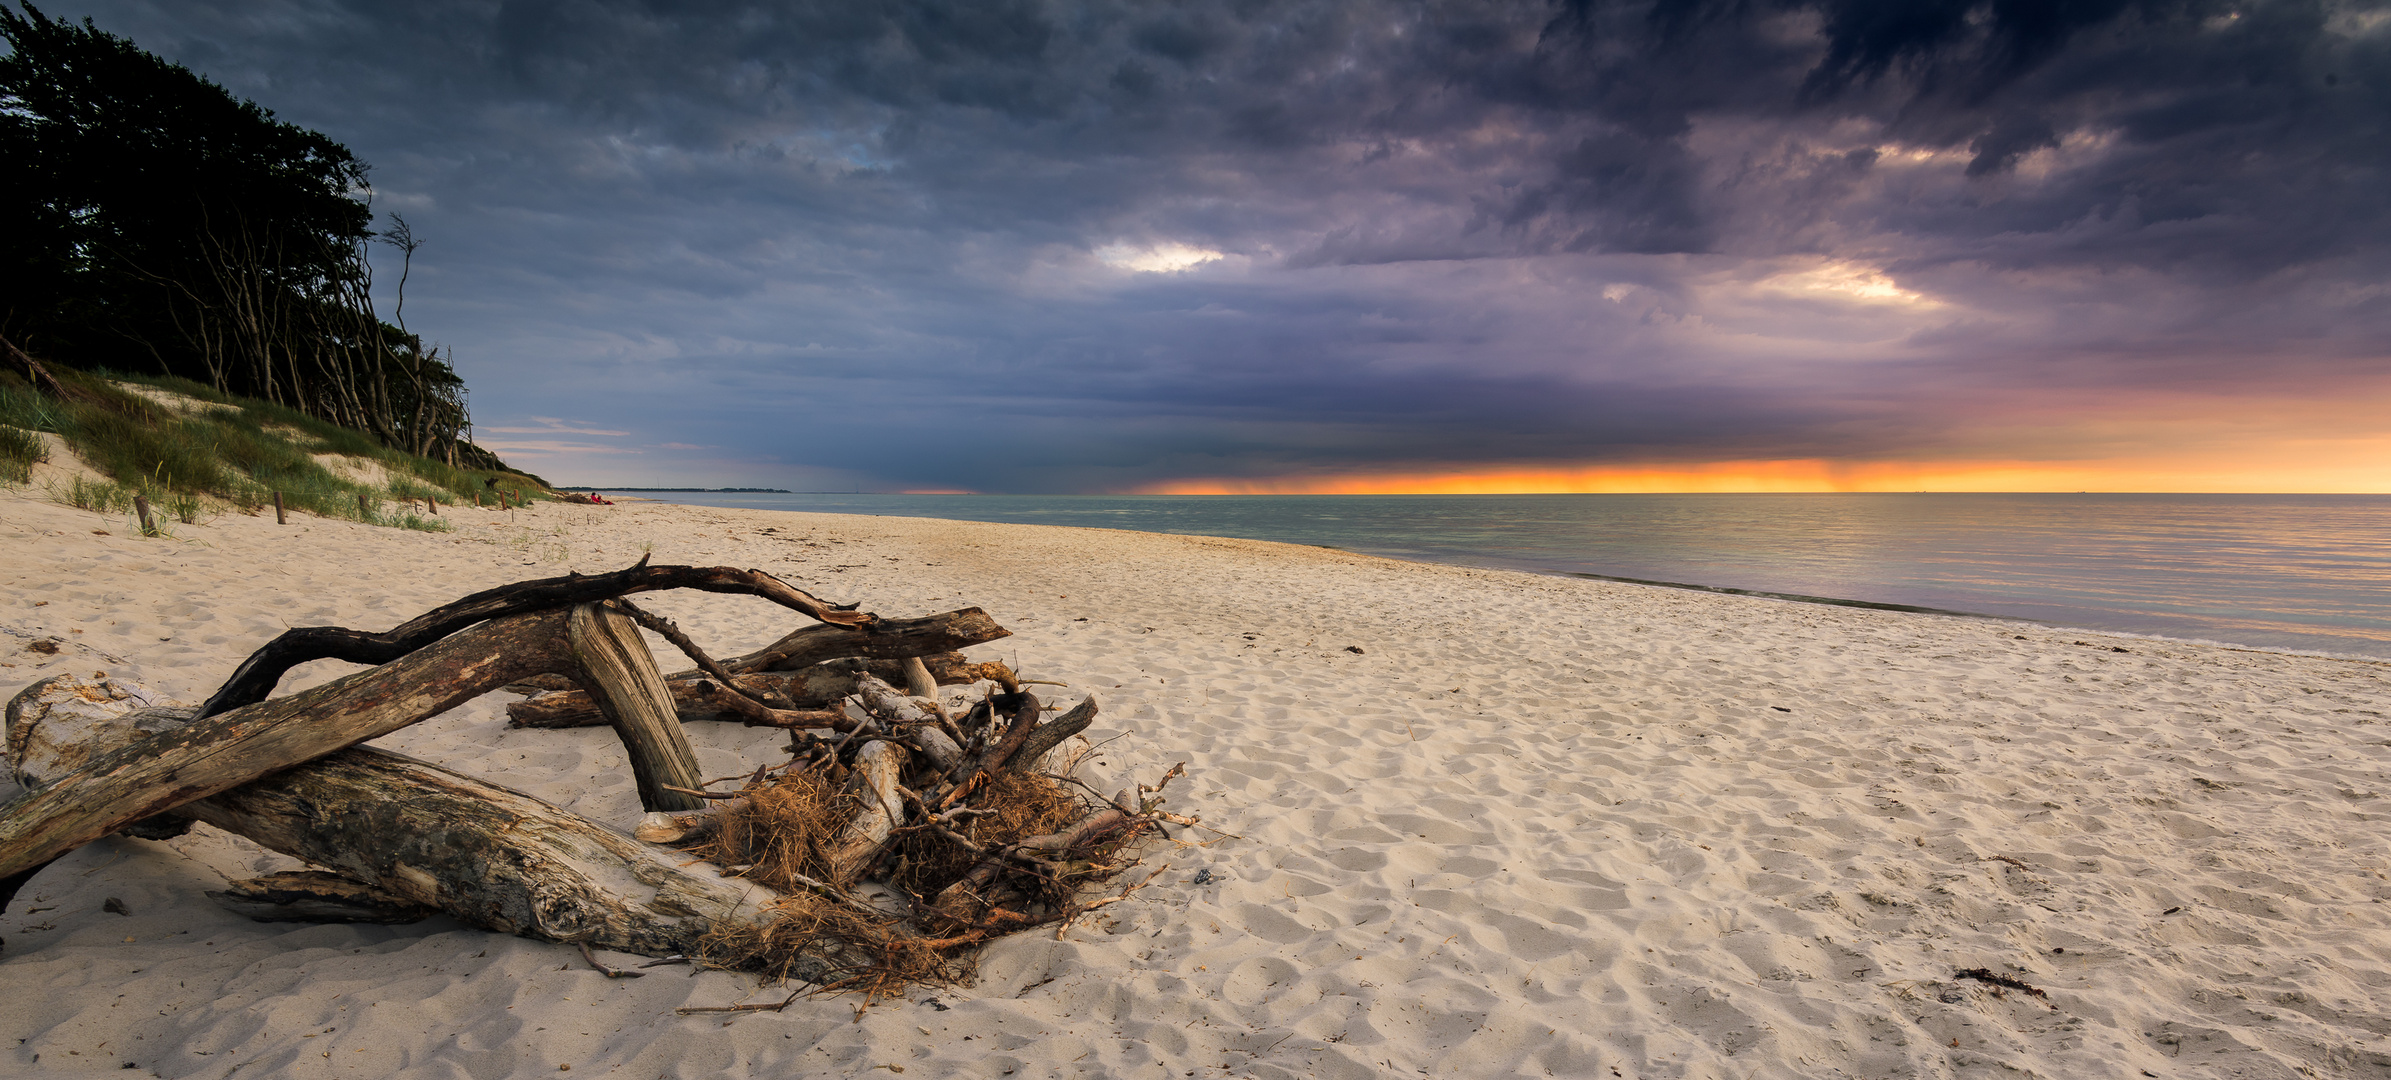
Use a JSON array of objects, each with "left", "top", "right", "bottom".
[
  {"left": 0, "top": 417, "right": 42, "bottom": 484},
  {"left": 2, "top": 3, "right": 497, "bottom": 469},
  {"left": 2, "top": 5, "right": 528, "bottom": 513},
  {"left": 1, "top": 360, "right": 552, "bottom": 533}
]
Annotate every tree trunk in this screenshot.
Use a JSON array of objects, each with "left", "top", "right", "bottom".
[{"left": 567, "top": 602, "right": 705, "bottom": 813}]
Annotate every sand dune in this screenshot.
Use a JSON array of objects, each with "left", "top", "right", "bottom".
[{"left": 4, "top": 483, "right": 2389, "bottom": 1079}]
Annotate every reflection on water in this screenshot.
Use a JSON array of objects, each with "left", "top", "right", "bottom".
[{"left": 630, "top": 492, "right": 2391, "bottom": 658}]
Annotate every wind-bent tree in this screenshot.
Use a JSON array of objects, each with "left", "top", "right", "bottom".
[{"left": 0, "top": 2, "right": 487, "bottom": 466}]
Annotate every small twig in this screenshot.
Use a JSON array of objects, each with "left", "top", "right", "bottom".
[
  {"left": 615, "top": 598, "right": 780, "bottom": 711},
  {"left": 637, "top": 955, "right": 691, "bottom": 969},
  {"left": 825, "top": 710, "right": 875, "bottom": 757},
  {"left": 1139, "top": 761, "right": 1188, "bottom": 804},
  {"left": 1046, "top": 771, "right": 1121, "bottom": 805},
  {"left": 893, "top": 786, "right": 992, "bottom": 855},
  {"left": 1056, "top": 865, "right": 1168, "bottom": 939},
  {"left": 661, "top": 785, "right": 745, "bottom": 800},
  {"left": 1954, "top": 968, "right": 2057, "bottom": 1009},
  {"left": 675, "top": 989, "right": 804, "bottom": 1015},
  {"left": 577, "top": 940, "right": 647, "bottom": 979},
  {"left": 768, "top": 867, "right": 889, "bottom": 918}
]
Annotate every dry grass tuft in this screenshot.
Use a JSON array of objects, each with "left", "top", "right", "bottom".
[
  {"left": 684, "top": 761, "right": 1143, "bottom": 999},
  {"left": 890, "top": 770, "right": 1083, "bottom": 898},
  {"left": 694, "top": 768, "right": 854, "bottom": 893}
]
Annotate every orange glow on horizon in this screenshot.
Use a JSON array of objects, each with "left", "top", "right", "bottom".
[{"left": 1133, "top": 450, "right": 2391, "bottom": 495}]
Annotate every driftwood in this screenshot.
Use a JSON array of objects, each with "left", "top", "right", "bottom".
[
  {"left": 0, "top": 609, "right": 579, "bottom": 889},
  {"left": 566, "top": 602, "right": 706, "bottom": 812},
  {"left": 1014, "top": 696, "right": 1101, "bottom": 772},
  {"left": 824, "top": 740, "right": 908, "bottom": 884},
  {"left": 0, "top": 564, "right": 1194, "bottom": 995},
  {"left": 1, "top": 334, "right": 86, "bottom": 404},
  {"left": 511, "top": 670, "right": 843, "bottom": 728},
  {"left": 184, "top": 748, "right": 799, "bottom": 959},
  {"left": 199, "top": 560, "right": 870, "bottom": 718},
  {"left": 507, "top": 652, "right": 1009, "bottom": 730},
  {"left": 5, "top": 686, "right": 807, "bottom": 961},
  {"left": 0, "top": 595, "right": 757, "bottom": 894},
  {"left": 717, "top": 608, "right": 1011, "bottom": 675},
  {"left": 208, "top": 871, "right": 434, "bottom": 924}
]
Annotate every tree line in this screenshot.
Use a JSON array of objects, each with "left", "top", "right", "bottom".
[{"left": 0, "top": 2, "right": 496, "bottom": 468}]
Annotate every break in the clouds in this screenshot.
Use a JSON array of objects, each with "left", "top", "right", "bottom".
[{"left": 38, "top": 0, "right": 2391, "bottom": 491}]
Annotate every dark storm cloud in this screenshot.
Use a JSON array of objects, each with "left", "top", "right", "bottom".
[{"left": 30, "top": 0, "right": 2391, "bottom": 489}]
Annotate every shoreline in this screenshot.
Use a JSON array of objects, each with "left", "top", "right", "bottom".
[
  {"left": 4, "top": 489, "right": 2390, "bottom": 1078},
  {"left": 624, "top": 490, "right": 2391, "bottom": 663}
]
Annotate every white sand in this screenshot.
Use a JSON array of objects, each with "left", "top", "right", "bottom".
[{"left": 3, "top": 477, "right": 2390, "bottom": 1079}]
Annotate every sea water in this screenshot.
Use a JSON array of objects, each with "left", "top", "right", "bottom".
[{"left": 621, "top": 492, "right": 2391, "bottom": 659}]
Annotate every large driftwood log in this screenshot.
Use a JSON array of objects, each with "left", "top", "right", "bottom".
[
  {"left": 5, "top": 683, "right": 813, "bottom": 963},
  {"left": 199, "top": 561, "right": 871, "bottom": 718},
  {"left": 510, "top": 668, "right": 862, "bottom": 729},
  {"left": 187, "top": 747, "right": 790, "bottom": 957},
  {"left": 0, "top": 610, "right": 578, "bottom": 887},
  {"left": 718, "top": 608, "right": 1011, "bottom": 674},
  {"left": 507, "top": 652, "right": 1004, "bottom": 730},
  {"left": 2, "top": 598, "right": 781, "bottom": 888},
  {"left": 208, "top": 870, "right": 434, "bottom": 924},
  {"left": 567, "top": 602, "right": 706, "bottom": 812}
]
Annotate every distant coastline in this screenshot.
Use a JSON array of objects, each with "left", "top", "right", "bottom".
[{"left": 559, "top": 486, "right": 793, "bottom": 493}]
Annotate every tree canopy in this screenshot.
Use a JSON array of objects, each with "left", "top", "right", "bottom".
[{"left": 0, "top": 2, "right": 485, "bottom": 465}]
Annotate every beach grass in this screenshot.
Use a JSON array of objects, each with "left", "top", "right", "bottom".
[
  {"left": 0, "top": 421, "right": 46, "bottom": 485},
  {"left": 0, "top": 365, "right": 546, "bottom": 529}
]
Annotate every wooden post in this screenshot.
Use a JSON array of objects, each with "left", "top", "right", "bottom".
[
  {"left": 132, "top": 494, "right": 154, "bottom": 534},
  {"left": 272, "top": 490, "right": 287, "bottom": 525},
  {"left": 567, "top": 602, "right": 707, "bottom": 813},
  {"left": 427, "top": 495, "right": 438, "bottom": 515},
  {"left": 473, "top": 491, "right": 482, "bottom": 509},
  {"left": 356, "top": 493, "right": 371, "bottom": 519}
]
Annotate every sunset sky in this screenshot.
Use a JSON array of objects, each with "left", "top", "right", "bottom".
[{"left": 48, "top": 0, "right": 2391, "bottom": 493}]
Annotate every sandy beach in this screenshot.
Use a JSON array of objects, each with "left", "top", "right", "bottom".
[{"left": 4, "top": 472, "right": 2390, "bottom": 1079}]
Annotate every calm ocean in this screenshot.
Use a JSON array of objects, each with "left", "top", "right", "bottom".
[{"left": 620, "top": 492, "right": 2391, "bottom": 659}]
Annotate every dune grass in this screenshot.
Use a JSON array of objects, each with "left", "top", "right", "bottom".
[
  {"left": 0, "top": 421, "right": 44, "bottom": 485},
  {"left": 0, "top": 364, "right": 550, "bottom": 532}
]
